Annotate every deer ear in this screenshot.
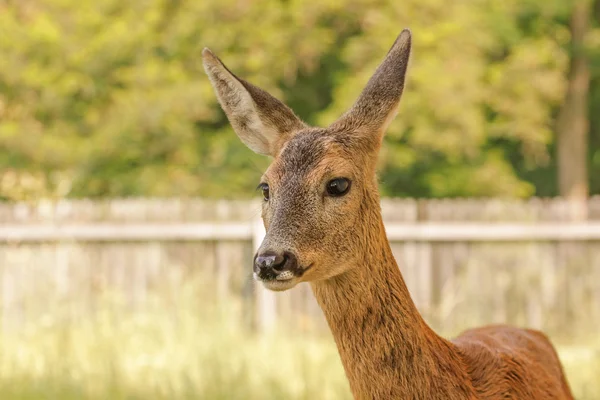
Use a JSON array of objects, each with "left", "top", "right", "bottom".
[
  {"left": 332, "top": 29, "right": 412, "bottom": 146},
  {"left": 202, "top": 48, "right": 306, "bottom": 156}
]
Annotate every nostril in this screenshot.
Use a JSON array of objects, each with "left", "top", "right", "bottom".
[
  {"left": 271, "top": 254, "right": 287, "bottom": 271},
  {"left": 255, "top": 251, "right": 286, "bottom": 271},
  {"left": 280, "top": 251, "right": 298, "bottom": 270}
]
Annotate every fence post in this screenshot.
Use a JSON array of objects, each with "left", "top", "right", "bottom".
[{"left": 252, "top": 216, "right": 277, "bottom": 333}]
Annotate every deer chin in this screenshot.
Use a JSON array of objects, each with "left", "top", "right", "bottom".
[{"left": 260, "top": 277, "right": 299, "bottom": 292}]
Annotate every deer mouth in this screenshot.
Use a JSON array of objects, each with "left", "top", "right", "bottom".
[
  {"left": 261, "top": 278, "right": 298, "bottom": 291},
  {"left": 275, "top": 264, "right": 312, "bottom": 280},
  {"left": 254, "top": 264, "right": 313, "bottom": 291},
  {"left": 275, "top": 270, "right": 296, "bottom": 281}
]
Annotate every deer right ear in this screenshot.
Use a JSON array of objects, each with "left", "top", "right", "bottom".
[
  {"left": 332, "top": 29, "right": 412, "bottom": 149},
  {"left": 202, "top": 49, "right": 306, "bottom": 156}
]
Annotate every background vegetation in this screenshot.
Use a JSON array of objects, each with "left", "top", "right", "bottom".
[
  {"left": 0, "top": 278, "right": 598, "bottom": 400},
  {"left": 1, "top": 1, "right": 599, "bottom": 399},
  {"left": 0, "top": 0, "right": 599, "bottom": 200}
]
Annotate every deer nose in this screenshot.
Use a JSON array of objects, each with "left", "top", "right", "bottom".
[
  {"left": 255, "top": 251, "right": 286, "bottom": 272},
  {"left": 254, "top": 251, "right": 297, "bottom": 279}
]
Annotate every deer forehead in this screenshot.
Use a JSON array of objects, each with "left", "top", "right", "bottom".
[{"left": 265, "top": 129, "right": 359, "bottom": 186}]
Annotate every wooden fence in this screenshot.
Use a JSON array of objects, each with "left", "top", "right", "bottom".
[{"left": 1, "top": 198, "right": 599, "bottom": 338}]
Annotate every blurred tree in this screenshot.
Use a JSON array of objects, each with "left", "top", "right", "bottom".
[
  {"left": 556, "top": 0, "right": 593, "bottom": 203},
  {"left": 317, "top": 0, "right": 569, "bottom": 197},
  {"left": 0, "top": 0, "right": 598, "bottom": 200},
  {"left": 588, "top": 0, "right": 600, "bottom": 195}
]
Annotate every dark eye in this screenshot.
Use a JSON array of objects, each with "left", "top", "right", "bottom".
[
  {"left": 326, "top": 178, "right": 351, "bottom": 197},
  {"left": 257, "top": 183, "right": 269, "bottom": 201}
]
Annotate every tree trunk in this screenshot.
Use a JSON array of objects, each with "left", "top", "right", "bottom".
[{"left": 556, "top": 0, "right": 592, "bottom": 217}]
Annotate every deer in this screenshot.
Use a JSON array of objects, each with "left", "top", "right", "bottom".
[{"left": 203, "top": 29, "right": 574, "bottom": 400}]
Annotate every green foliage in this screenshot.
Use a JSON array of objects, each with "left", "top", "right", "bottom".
[
  {"left": 0, "top": 0, "right": 598, "bottom": 199},
  {"left": 0, "top": 277, "right": 598, "bottom": 400}
]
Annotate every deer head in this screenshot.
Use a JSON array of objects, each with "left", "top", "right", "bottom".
[{"left": 203, "top": 30, "right": 411, "bottom": 291}]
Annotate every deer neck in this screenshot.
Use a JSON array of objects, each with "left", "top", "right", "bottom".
[{"left": 310, "top": 210, "right": 475, "bottom": 399}]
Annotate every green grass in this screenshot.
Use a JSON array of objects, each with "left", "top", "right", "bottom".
[
  {"left": 0, "top": 281, "right": 351, "bottom": 400},
  {"left": 0, "top": 280, "right": 597, "bottom": 399}
]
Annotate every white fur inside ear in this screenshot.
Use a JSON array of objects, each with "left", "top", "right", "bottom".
[{"left": 203, "top": 55, "right": 278, "bottom": 155}]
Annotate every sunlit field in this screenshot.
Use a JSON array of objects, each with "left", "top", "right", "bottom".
[
  {"left": 0, "top": 277, "right": 349, "bottom": 400},
  {"left": 0, "top": 275, "right": 597, "bottom": 400}
]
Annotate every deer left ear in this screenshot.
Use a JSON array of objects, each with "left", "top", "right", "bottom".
[{"left": 203, "top": 48, "right": 307, "bottom": 156}]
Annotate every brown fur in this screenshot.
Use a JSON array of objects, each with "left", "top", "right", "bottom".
[{"left": 203, "top": 29, "right": 574, "bottom": 399}]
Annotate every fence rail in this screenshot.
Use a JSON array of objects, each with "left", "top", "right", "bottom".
[
  {"left": 0, "top": 198, "right": 599, "bottom": 338},
  {"left": 2, "top": 222, "right": 600, "bottom": 242}
]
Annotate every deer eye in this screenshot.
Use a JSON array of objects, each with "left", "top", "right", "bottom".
[
  {"left": 257, "top": 183, "right": 270, "bottom": 201},
  {"left": 326, "top": 178, "right": 351, "bottom": 197}
]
